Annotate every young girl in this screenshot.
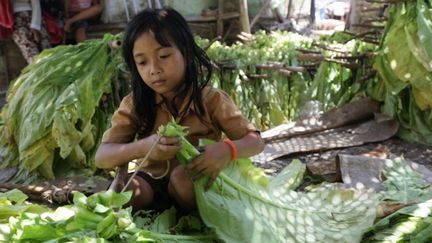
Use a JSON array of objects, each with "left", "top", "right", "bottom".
[{"left": 95, "top": 8, "right": 264, "bottom": 211}]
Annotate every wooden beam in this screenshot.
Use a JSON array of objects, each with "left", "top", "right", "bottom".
[
  {"left": 217, "top": 0, "right": 224, "bottom": 36},
  {"left": 185, "top": 12, "right": 240, "bottom": 22}
]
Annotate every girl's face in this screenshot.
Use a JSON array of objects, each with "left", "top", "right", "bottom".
[{"left": 132, "top": 31, "right": 186, "bottom": 100}]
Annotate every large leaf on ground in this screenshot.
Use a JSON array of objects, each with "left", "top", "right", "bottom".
[
  {"left": 363, "top": 157, "right": 432, "bottom": 242},
  {"left": 362, "top": 199, "right": 432, "bottom": 242},
  {"left": 380, "top": 157, "right": 432, "bottom": 204},
  {"left": 195, "top": 159, "right": 378, "bottom": 243}
]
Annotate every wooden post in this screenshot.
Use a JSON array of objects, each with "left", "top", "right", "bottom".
[
  {"left": 217, "top": 0, "right": 224, "bottom": 37},
  {"left": 238, "top": 0, "right": 251, "bottom": 34},
  {"left": 287, "top": 0, "right": 293, "bottom": 18},
  {"left": 310, "top": 0, "right": 315, "bottom": 24}
]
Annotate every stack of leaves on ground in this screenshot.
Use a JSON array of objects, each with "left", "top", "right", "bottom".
[
  {"left": 0, "top": 189, "right": 216, "bottom": 242},
  {"left": 0, "top": 34, "right": 129, "bottom": 183},
  {"left": 363, "top": 157, "right": 432, "bottom": 242}
]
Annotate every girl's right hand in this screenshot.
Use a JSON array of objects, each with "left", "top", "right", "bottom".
[{"left": 141, "top": 134, "right": 182, "bottom": 161}]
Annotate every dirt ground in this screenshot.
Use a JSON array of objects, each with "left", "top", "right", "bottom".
[{"left": 258, "top": 137, "right": 432, "bottom": 176}]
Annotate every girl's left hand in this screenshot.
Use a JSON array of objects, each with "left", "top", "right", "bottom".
[{"left": 186, "top": 142, "right": 231, "bottom": 190}]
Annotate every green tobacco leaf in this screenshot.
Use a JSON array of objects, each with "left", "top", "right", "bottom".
[
  {"left": 362, "top": 199, "right": 432, "bottom": 242},
  {"left": 0, "top": 190, "right": 49, "bottom": 221},
  {"left": 110, "top": 191, "right": 133, "bottom": 208},
  {"left": 195, "top": 159, "right": 378, "bottom": 243},
  {"left": 270, "top": 159, "right": 305, "bottom": 191},
  {"left": 0, "top": 205, "right": 31, "bottom": 218},
  {"left": 159, "top": 120, "right": 200, "bottom": 166},
  {"left": 20, "top": 224, "right": 60, "bottom": 241},
  {"left": 417, "top": 0, "right": 432, "bottom": 61},
  {"left": 72, "top": 192, "right": 88, "bottom": 207},
  {"left": 405, "top": 19, "right": 432, "bottom": 72},
  {"left": 1, "top": 34, "right": 124, "bottom": 182},
  {"left": 363, "top": 156, "right": 432, "bottom": 242},
  {"left": 373, "top": 54, "right": 407, "bottom": 95},
  {"left": 380, "top": 157, "right": 432, "bottom": 204},
  {"left": 385, "top": 5, "right": 428, "bottom": 83},
  {"left": 173, "top": 215, "right": 204, "bottom": 233},
  {"left": 2, "top": 189, "right": 28, "bottom": 204},
  {"left": 397, "top": 92, "right": 432, "bottom": 144},
  {"left": 150, "top": 207, "right": 177, "bottom": 233}
]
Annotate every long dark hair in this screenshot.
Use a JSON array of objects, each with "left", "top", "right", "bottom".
[{"left": 122, "top": 8, "right": 213, "bottom": 137}]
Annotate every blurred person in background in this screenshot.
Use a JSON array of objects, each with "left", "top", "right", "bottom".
[
  {"left": 40, "top": 0, "right": 65, "bottom": 46},
  {"left": 64, "top": 0, "right": 103, "bottom": 43},
  {"left": 11, "top": 0, "right": 51, "bottom": 63}
]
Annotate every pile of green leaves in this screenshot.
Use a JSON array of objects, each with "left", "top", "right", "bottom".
[
  {"left": 0, "top": 189, "right": 217, "bottom": 242},
  {"left": 0, "top": 189, "right": 48, "bottom": 222},
  {"left": 159, "top": 120, "right": 378, "bottom": 243},
  {"left": 368, "top": 0, "right": 432, "bottom": 145},
  {"left": 363, "top": 200, "right": 432, "bottom": 243},
  {"left": 379, "top": 157, "right": 432, "bottom": 204},
  {"left": 362, "top": 157, "right": 432, "bottom": 242},
  {"left": 0, "top": 34, "right": 129, "bottom": 183}
]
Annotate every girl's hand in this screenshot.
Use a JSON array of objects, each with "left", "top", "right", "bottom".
[
  {"left": 140, "top": 134, "right": 182, "bottom": 161},
  {"left": 186, "top": 142, "right": 231, "bottom": 190}
]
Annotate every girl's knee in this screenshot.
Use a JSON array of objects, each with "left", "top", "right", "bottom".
[
  {"left": 125, "top": 176, "right": 154, "bottom": 210},
  {"left": 169, "top": 166, "right": 191, "bottom": 190},
  {"left": 168, "top": 166, "right": 196, "bottom": 210}
]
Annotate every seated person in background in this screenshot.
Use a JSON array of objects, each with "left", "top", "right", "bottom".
[
  {"left": 40, "top": 0, "right": 65, "bottom": 45},
  {"left": 11, "top": 0, "right": 51, "bottom": 63},
  {"left": 64, "top": 0, "right": 102, "bottom": 43}
]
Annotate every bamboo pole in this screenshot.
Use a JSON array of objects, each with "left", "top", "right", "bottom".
[{"left": 239, "top": 0, "right": 251, "bottom": 34}]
